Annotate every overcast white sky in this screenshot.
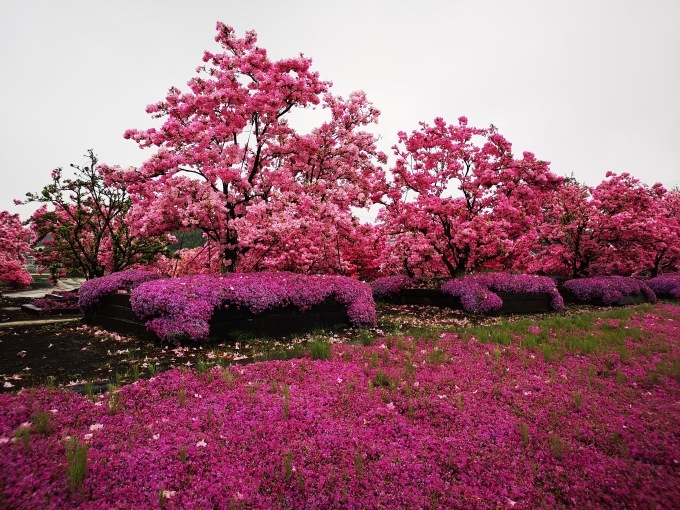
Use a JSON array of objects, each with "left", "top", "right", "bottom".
[{"left": 1, "top": 0, "right": 679, "bottom": 219}]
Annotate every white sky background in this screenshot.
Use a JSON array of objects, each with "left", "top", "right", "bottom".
[{"left": 1, "top": 0, "right": 679, "bottom": 220}]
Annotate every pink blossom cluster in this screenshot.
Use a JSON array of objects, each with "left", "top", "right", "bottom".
[
  {"left": 130, "top": 272, "right": 376, "bottom": 342},
  {"left": 0, "top": 260, "right": 32, "bottom": 289},
  {"left": 442, "top": 273, "right": 564, "bottom": 313},
  {"left": 647, "top": 273, "right": 680, "bottom": 299},
  {"left": 78, "top": 269, "right": 163, "bottom": 312},
  {"left": 370, "top": 275, "right": 414, "bottom": 298},
  {"left": 564, "top": 276, "right": 657, "bottom": 305},
  {"left": 1, "top": 304, "right": 679, "bottom": 508},
  {"left": 0, "top": 210, "right": 34, "bottom": 289}
]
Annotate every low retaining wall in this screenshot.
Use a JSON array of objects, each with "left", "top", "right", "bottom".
[
  {"left": 494, "top": 292, "right": 555, "bottom": 314},
  {"left": 380, "top": 288, "right": 463, "bottom": 308},
  {"left": 84, "top": 293, "right": 350, "bottom": 342}
]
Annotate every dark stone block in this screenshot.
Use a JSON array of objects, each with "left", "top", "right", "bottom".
[
  {"left": 494, "top": 292, "right": 554, "bottom": 314},
  {"left": 378, "top": 288, "right": 463, "bottom": 308}
]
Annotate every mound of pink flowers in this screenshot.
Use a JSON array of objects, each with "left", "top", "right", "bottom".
[
  {"left": 130, "top": 272, "right": 376, "bottom": 342},
  {"left": 31, "top": 290, "right": 80, "bottom": 313},
  {"left": 370, "top": 275, "right": 414, "bottom": 298},
  {"left": 1, "top": 304, "right": 679, "bottom": 508},
  {"left": 442, "top": 273, "right": 564, "bottom": 313},
  {"left": 564, "top": 276, "right": 657, "bottom": 305},
  {"left": 78, "top": 269, "right": 163, "bottom": 312},
  {"left": 647, "top": 273, "right": 680, "bottom": 299}
]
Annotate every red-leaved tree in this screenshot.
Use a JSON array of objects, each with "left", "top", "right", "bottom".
[
  {"left": 104, "top": 23, "right": 386, "bottom": 275},
  {"left": 378, "top": 116, "right": 562, "bottom": 277}
]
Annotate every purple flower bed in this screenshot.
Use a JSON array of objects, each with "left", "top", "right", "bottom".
[
  {"left": 442, "top": 273, "right": 564, "bottom": 314},
  {"left": 647, "top": 273, "right": 680, "bottom": 299},
  {"left": 370, "top": 275, "right": 414, "bottom": 298},
  {"left": 564, "top": 276, "right": 657, "bottom": 305},
  {"left": 78, "top": 269, "right": 163, "bottom": 312},
  {"left": 1, "top": 305, "right": 679, "bottom": 508},
  {"left": 130, "top": 272, "right": 376, "bottom": 342}
]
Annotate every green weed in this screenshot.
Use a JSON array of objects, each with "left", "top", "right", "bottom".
[
  {"left": 66, "top": 437, "right": 88, "bottom": 494},
  {"left": 14, "top": 425, "right": 31, "bottom": 449},
  {"left": 519, "top": 422, "right": 529, "bottom": 447},
  {"left": 33, "top": 407, "right": 52, "bottom": 435},
  {"left": 308, "top": 339, "right": 333, "bottom": 361}
]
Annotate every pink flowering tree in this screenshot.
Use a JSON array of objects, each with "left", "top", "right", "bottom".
[
  {"left": 514, "top": 177, "right": 601, "bottom": 278},
  {"left": 593, "top": 176, "right": 679, "bottom": 276},
  {"left": 641, "top": 188, "right": 680, "bottom": 275},
  {"left": 104, "top": 23, "right": 386, "bottom": 274},
  {"left": 524, "top": 173, "right": 678, "bottom": 278},
  {"left": 589, "top": 172, "right": 666, "bottom": 275},
  {"left": 0, "top": 211, "right": 33, "bottom": 289},
  {"left": 378, "top": 116, "right": 561, "bottom": 277},
  {"left": 21, "top": 150, "right": 171, "bottom": 281}
]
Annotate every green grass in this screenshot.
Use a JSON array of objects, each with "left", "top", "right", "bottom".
[
  {"left": 308, "top": 339, "right": 333, "bottom": 361},
  {"left": 456, "top": 305, "right": 655, "bottom": 362}
]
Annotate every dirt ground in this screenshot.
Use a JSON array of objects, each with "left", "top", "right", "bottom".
[
  {"left": 1, "top": 296, "right": 135, "bottom": 392},
  {"left": 0, "top": 294, "right": 259, "bottom": 394},
  {"left": 0, "top": 292, "right": 484, "bottom": 395}
]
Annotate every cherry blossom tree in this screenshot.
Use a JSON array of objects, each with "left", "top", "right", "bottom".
[
  {"left": 378, "top": 116, "right": 562, "bottom": 277},
  {"left": 21, "top": 150, "right": 171, "bottom": 280},
  {"left": 105, "top": 23, "right": 386, "bottom": 274},
  {"left": 0, "top": 211, "right": 33, "bottom": 289}
]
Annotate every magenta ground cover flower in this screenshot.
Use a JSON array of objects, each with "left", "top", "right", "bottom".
[
  {"left": 130, "top": 272, "right": 376, "bottom": 342},
  {"left": 370, "top": 275, "right": 414, "bottom": 298},
  {"left": 442, "top": 273, "right": 564, "bottom": 313},
  {"left": 564, "top": 276, "right": 657, "bottom": 305},
  {"left": 2, "top": 304, "right": 678, "bottom": 509},
  {"left": 647, "top": 273, "right": 680, "bottom": 299},
  {"left": 78, "top": 269, "right": 163, "bottom": 312}
]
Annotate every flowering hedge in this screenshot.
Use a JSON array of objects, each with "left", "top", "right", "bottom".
[
  {"left": 130, "top": 272, "right": 376, "bottom": 342},
  {"left": 370, "top": 275, "right": 414, "bottom": 298},
  {"left": 441, "top": 273, "right": 564, "bottom": 314},
  {"left": 1, "top": 305, "right": 679, "bottom": 508},
  {"left": 563, "top": 276, "right": 657, "bottom": 305},
  {"left": 78, "top": 269, "right": 163, "bottom": 312},
  {"left": 647, "top": 273, "right": 680, "bottom": 299}
]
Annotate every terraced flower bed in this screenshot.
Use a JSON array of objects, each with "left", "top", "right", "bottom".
[
  {"left": 372, "top": 274, "right": 563, "bottom": 315},
  {"left": 562, "top": 276, "right": 657, "bottom": 306},
  {"left": 84, "top": 293, "right": 351, "bottom": 342},
  {"left": 80, "top": 270, "right": 375, "bottom": 344},
  {"left": 647, "top": 273, "right": 680, "bottom": 299}
]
